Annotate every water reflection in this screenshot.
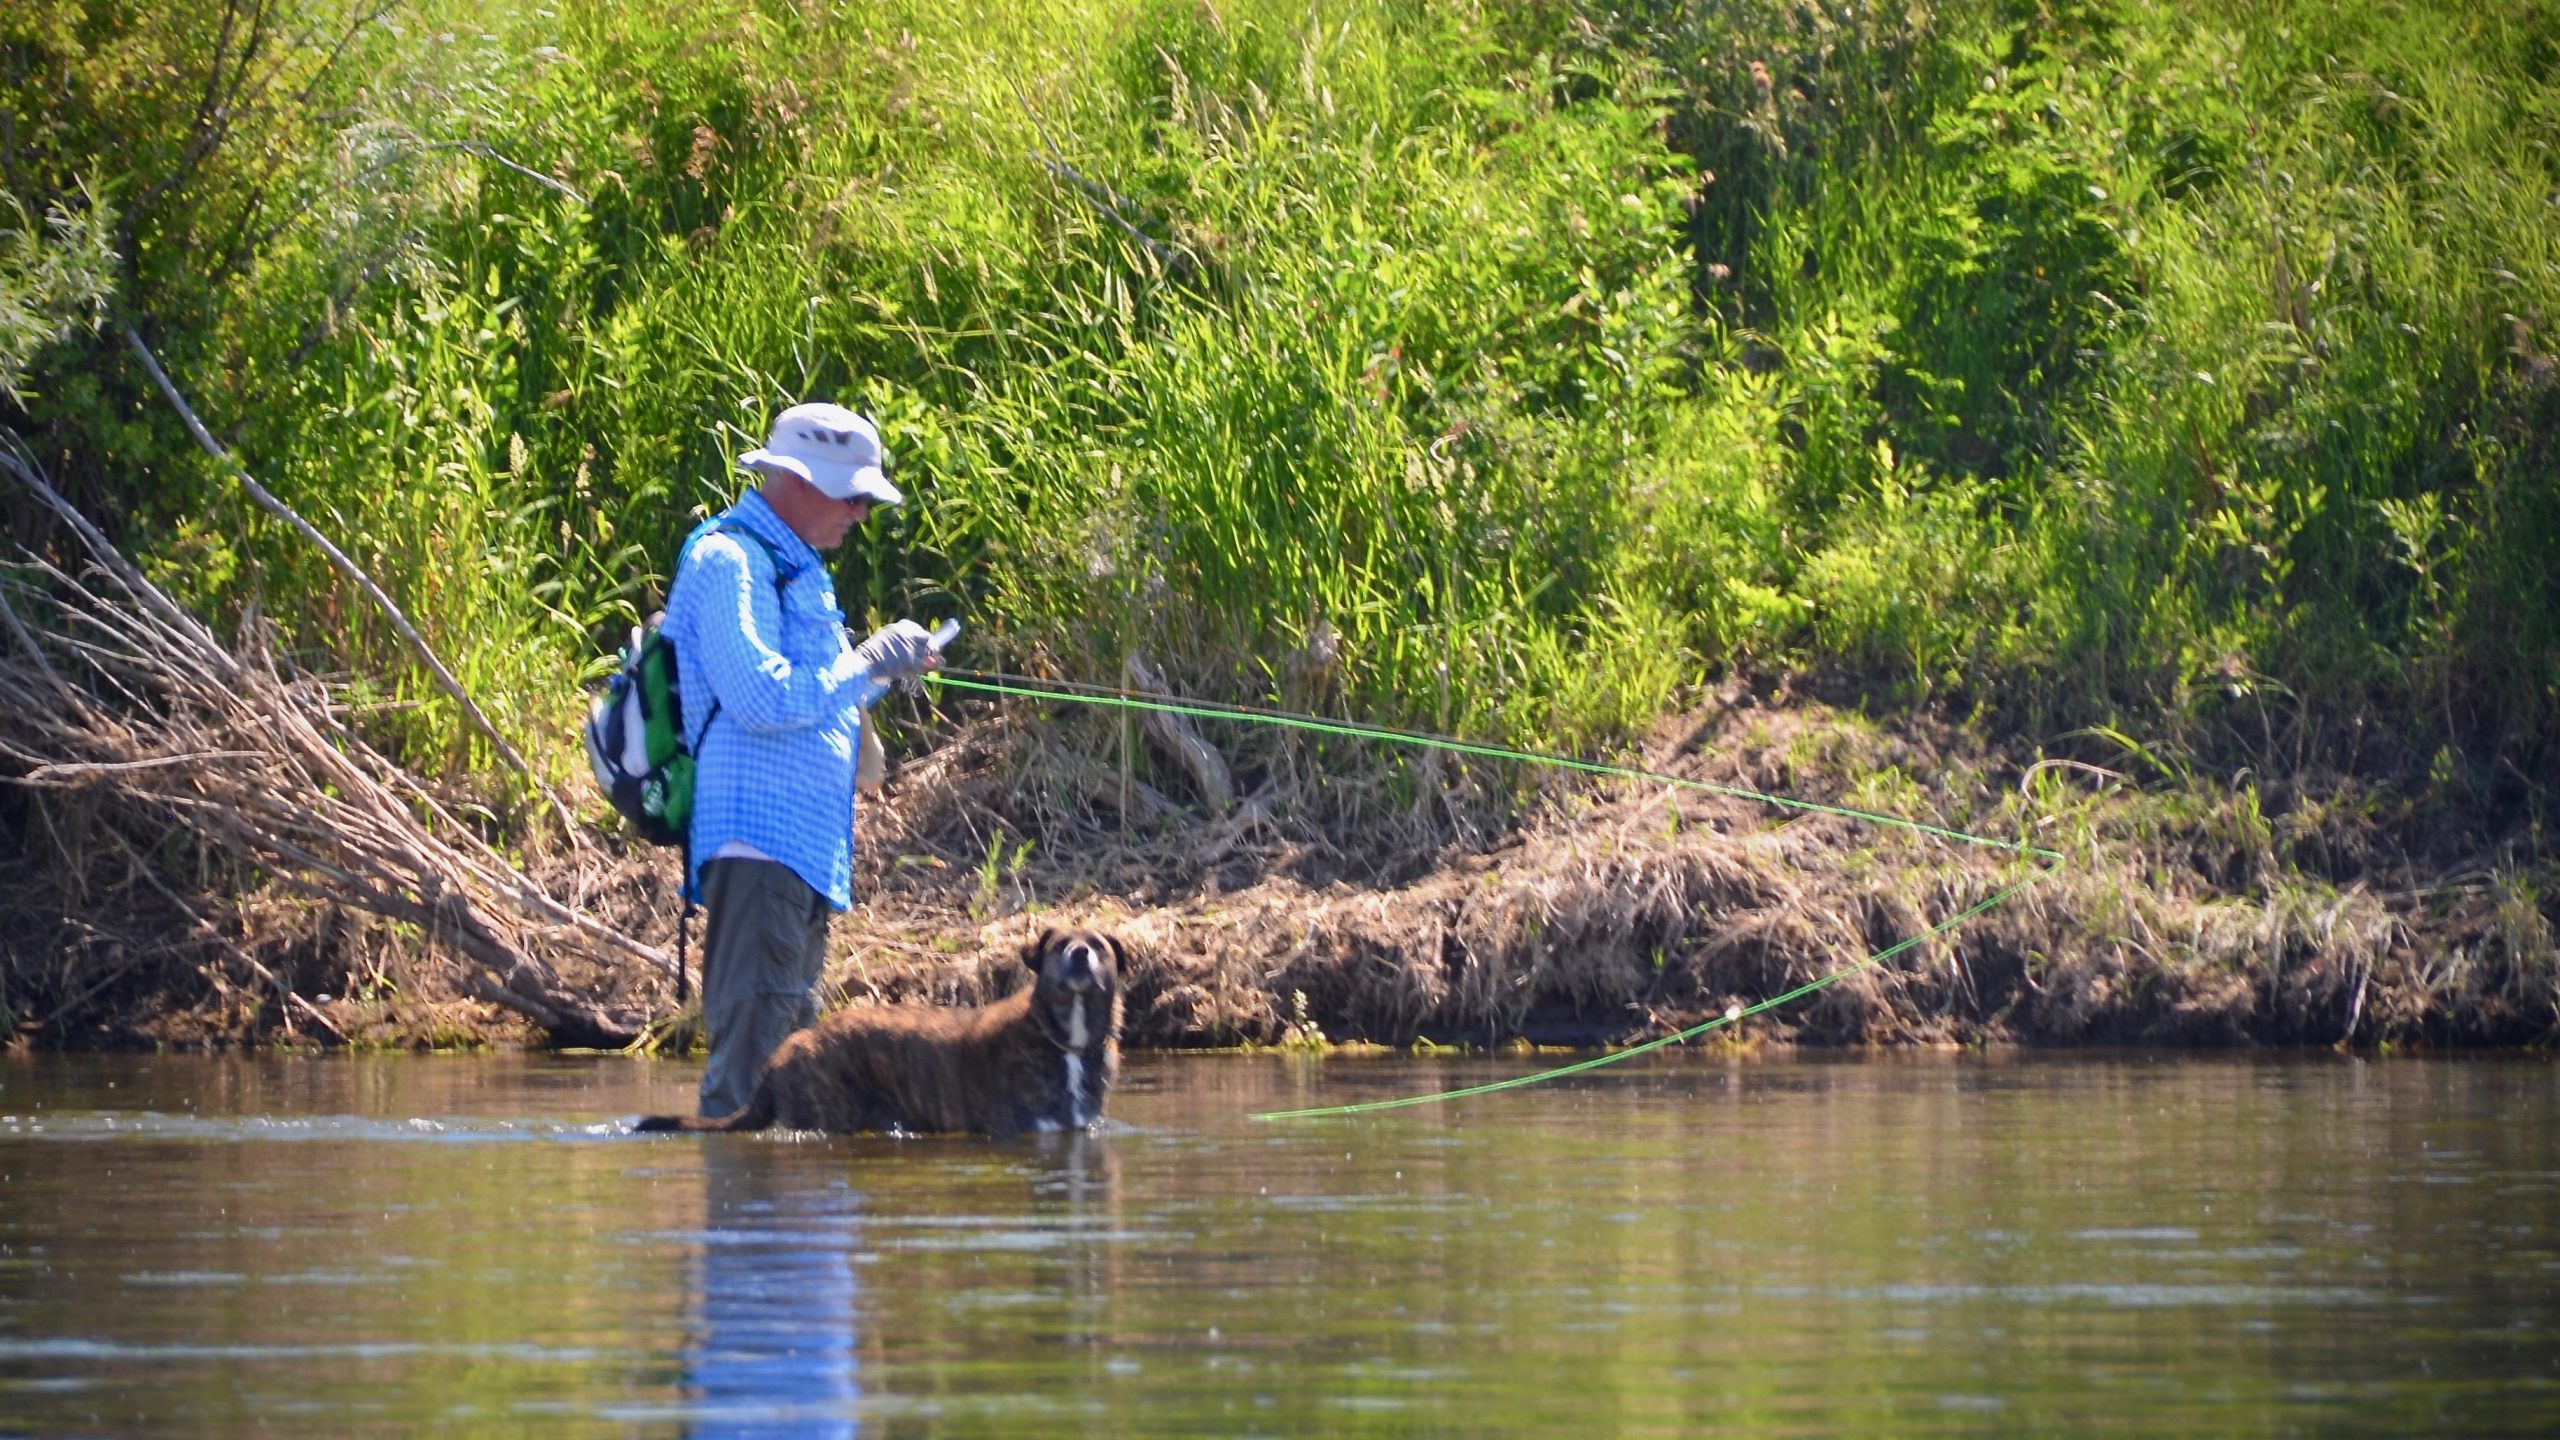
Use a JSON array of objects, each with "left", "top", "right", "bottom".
[
  {"left": 661, "top": 1128, "right": 1123, "bottom": 1438},
  {"left": 683, "top": 1142, "right": 861, "bottom": 1439},
  {"left": 0, "top": 1052, "right": 2555, "bottom": 1436}
]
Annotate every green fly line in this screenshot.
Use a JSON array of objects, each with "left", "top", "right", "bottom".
[{"left": 923, "top": 668, "right": 2065, "bottom": 1122}]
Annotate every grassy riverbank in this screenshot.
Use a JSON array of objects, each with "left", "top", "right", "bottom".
[
  {"left": 135, "top": 686, "right": 2550, "bottom": 1054},
  {"left": 2, "top": 0, "right": 2554, "bottom": 1046}
]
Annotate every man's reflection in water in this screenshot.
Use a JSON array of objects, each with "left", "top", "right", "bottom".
[
  {"left": 677, "top": 1128, "right": 1125, "bottom": 1436},
  {"left": 683, "top": 1141, "right": 860, "bottom": 1440}
]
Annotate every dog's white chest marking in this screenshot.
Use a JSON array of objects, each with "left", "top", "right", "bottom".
[
  {"left": 1065, "top": 1005, "right": 1089, "bottom": 1050},
  {"left": 1062, "top": 1052, "right": 1088, "bottom": 1127}
]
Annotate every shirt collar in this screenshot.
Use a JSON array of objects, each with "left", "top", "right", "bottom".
[{"left": 729, "top": 488, "right": 823, "bottom": 576}]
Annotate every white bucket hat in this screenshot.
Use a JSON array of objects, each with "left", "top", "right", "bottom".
[{"left": 739, "top": 402, "right": 903, "bottom": 506}]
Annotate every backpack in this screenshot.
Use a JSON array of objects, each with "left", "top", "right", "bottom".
[{"left": 584, "top": 520, "right": 790, "bottom": 848}]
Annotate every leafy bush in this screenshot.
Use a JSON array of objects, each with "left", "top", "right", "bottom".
[{"left": 3, "top": 0, "right": 2554, "bottom": 813}]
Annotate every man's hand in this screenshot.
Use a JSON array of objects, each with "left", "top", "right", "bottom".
[{"left": 851, "top": 619, "right": 940, "bottom": 683}]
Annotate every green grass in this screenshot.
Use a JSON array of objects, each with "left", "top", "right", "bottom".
[{"left": 2, "top": 0, "right": 2554, "bottom": 818}]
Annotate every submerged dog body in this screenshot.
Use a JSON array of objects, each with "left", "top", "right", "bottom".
[{"left": 637, "top": 928, "right": 1125, "bottom": 1137}]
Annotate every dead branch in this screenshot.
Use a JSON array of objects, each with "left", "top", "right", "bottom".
[
  {"left": 115, "top": 323, "right": 577, "bottom": 836},
  {"left": 1123, "top": 650, "right": 1233, "bottom": 814},
  {"left": 1004, "top": 71, "right": 1191, "bottom": 278},
  {"left": 1040, "top": 156, "right": 1187, "bottom": 275},
  {"left": 0, "top": 456, "right": 667, "bottom": 1046}
]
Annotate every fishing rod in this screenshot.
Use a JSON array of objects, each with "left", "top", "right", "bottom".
[{"left": 915, "top": 658, "right": 2064, "bottom": 1121}]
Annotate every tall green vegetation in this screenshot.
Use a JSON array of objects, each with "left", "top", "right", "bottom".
[
  {"left": 3, "top": 0, "right": 2554, "bottom": 816},
  {"left": 1624, "top": 0, "right": 2560, "bottom": 781}
]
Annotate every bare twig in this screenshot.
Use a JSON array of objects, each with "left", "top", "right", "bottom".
[
  {"left": 1004, "top": 71, "right": 1189, "bottom": 277},
  {"left": 116, "top": 322, "right": 578, "bottom": 836},
  {"left": 1040, "top": 156, "right": 1186, "bottom": 274},
  {"left": 2018, "top": 758, "right": 2127, "bottom": 793},
  {"left": 23, "top": 750, "right": 272, "bottom": 779},
  {"left": 0, "top": 463, "right": 666, "bottom": 1046},
  {"left": 1123, "top": 651, "right": 1234, "bottom": 814}
]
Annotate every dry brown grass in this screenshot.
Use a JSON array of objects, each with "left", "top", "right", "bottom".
[
  {"left": 2, "top": 471, "right": 2549, "bottom": 1053},
  {"left": 819, "top": 678, "right": 2558, "bottom": 1053},
  {"left": 0, "top": 454, "right": 673, "bottom": 1049}
]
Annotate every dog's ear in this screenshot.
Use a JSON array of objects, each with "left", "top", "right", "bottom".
[
  {"left": 1024, "top": 927, "right": 1061, "bottom": 974},
  {"left": 1103, "top": 933, "right": 1128, "bottom": 975}
]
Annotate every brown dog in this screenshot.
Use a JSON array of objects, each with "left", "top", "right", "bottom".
[{"left": 636, "top": 927, "right": 1125, "bottom": 1137}]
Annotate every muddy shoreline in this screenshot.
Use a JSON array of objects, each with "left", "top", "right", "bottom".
[{"left": 8, "top": 687, "right": 2550, "bottom": 1056}]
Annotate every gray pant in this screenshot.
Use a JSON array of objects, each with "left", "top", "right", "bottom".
[{"left": 697, "top": 857, "right": 831, "bottom": 1120}]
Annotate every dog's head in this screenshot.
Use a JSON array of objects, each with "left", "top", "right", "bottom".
[
  {"left": 1024, "top": 926, "right": 1124, "bottom": 996},
  {"left": 1024, "top": 927, "right": 1125, "bottom": 1051}
]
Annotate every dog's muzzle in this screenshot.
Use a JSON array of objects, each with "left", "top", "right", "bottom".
[{"left": 1058, "top": 942, "right": 1098, "bottom": 993}]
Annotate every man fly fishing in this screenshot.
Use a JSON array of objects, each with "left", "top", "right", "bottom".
[{"left": 660, "top": 402, "right": 940, "bottom": 1120}]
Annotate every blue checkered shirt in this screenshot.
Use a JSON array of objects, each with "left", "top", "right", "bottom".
[{"left": 662, "top": 490, "right": 889, "bottom": 908}]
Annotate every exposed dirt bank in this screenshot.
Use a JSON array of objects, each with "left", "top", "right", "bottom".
[
  {"left": 12, "top": 685, "right": 2549, "bottom": 1054},
  {"left": 841, "top": 685, "right": 2559, "bottom": 1053}
]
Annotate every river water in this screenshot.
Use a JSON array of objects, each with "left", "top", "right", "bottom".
[{"left": 0, "top": 1051, "right": 2553, "bottom": 1436}]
